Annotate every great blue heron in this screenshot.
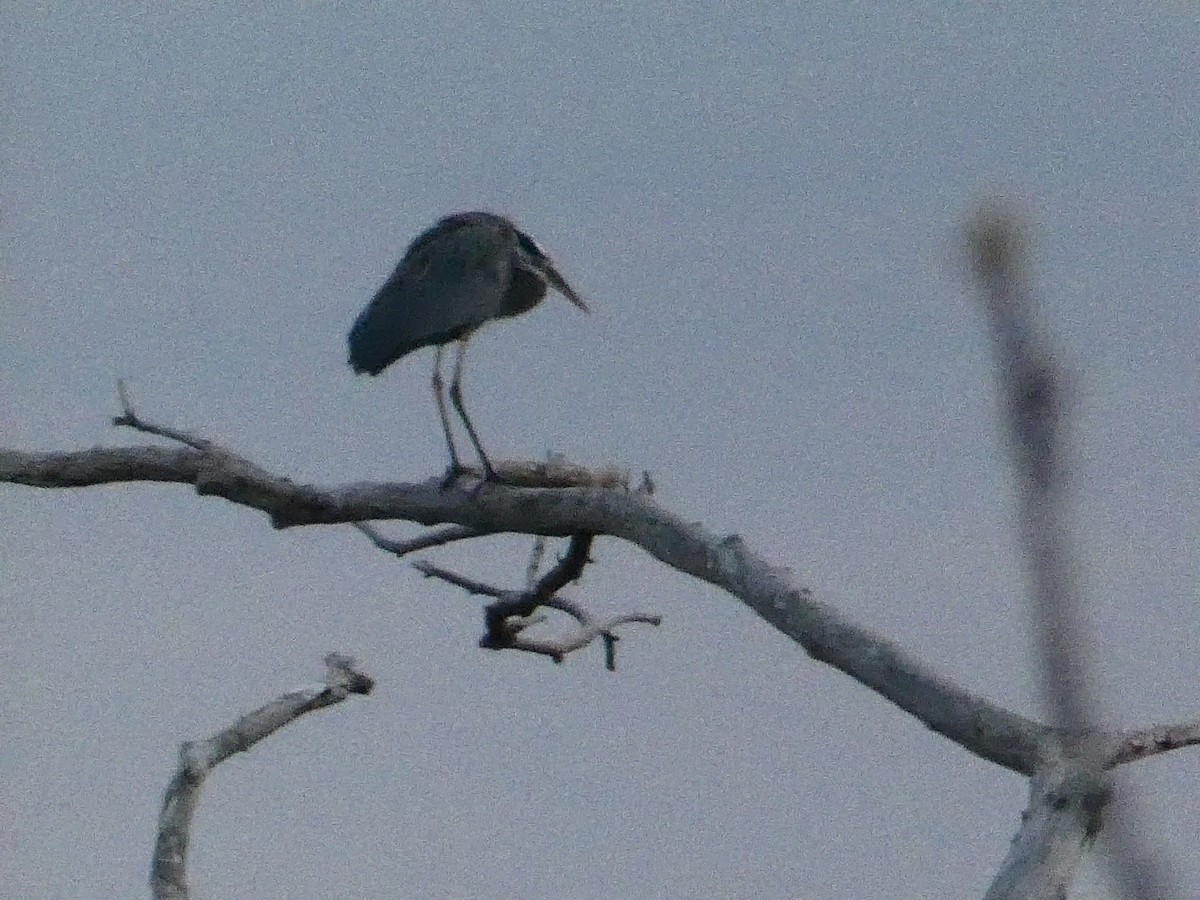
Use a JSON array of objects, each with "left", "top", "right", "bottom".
[{"left": 348, "top": 211, "right": 589, "bottom": 481}]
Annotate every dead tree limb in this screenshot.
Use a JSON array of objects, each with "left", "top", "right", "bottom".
[{"left": 150, "top": 653, "right": 374, "bottom": 900}]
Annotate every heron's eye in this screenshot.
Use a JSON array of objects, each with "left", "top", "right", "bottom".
[{"left": 516, "top": 231, "right": 547, "bottom": 261}]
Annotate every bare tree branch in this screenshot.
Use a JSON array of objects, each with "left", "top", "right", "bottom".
[
  {"left": 149, "top": 653, "right": 373, "bottom": 900},
  {"left": 353, "top": 521, "right": 490, "bottom": 558},
  {"left": 412, "top": 536, "right": 658, "bottom": 667},
  {"left": 0, "top": 434, "right": 1053, "bottom": 773},
  {"left": 969, "top": 205, "right": 1095, "bottom": 744},
  {"left": 968, "top": 204, "right": 1177, "bottom": 899},
  {"left": 1105, "top": 720, "right": 1200, "bottom": 768}
]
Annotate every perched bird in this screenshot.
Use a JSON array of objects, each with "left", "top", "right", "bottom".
[{"left": 348, "top": 211, "right": 589, "bottom": 481}]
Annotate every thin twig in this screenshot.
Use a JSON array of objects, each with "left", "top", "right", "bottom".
[
  {"left": 524, "top": 536, "right": 547, "bottom": 590},
  {"left": 113, "top": 379, "right": 215, "bottom": 452},
  {"left": 412, "top": 560, "right": 507, "bottom": 599},
  {"left": 353, "top": 522, "right": 489, "bottom": 558}
]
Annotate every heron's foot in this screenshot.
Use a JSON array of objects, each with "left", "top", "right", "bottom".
[
  {"left": 439, "top": 463, "right": 470, "bottom": 490},
  {"left": 439, "top": 462, "right": 503, "bottom": 491},
  {"left": 468, "top": 469, "right": 512, "bottom": 497}
]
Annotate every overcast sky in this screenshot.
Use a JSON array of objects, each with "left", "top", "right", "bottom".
[{"left": 3, "top": 4, "right": 1197, "bottom": 898}]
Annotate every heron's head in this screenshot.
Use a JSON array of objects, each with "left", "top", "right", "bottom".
[{"left": 514, "top": 229, "right": 590, "bottom": 313}]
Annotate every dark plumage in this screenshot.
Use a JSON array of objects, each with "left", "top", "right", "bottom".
[{"left": 348, "top": 211, "right": 588, "bottom": 480}]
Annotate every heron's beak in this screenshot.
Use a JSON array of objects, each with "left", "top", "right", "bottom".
[{"left": 544, "top": 265, "right": 590, "bottom": 313}]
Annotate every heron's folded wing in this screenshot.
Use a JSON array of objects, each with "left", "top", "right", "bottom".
[{"left": 347, "top": 259, "right": 506, "bottom": 375}]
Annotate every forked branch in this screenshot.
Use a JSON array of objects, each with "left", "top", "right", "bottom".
[{"left": 413, "top": 535, "right": 662, "bottom": 669}]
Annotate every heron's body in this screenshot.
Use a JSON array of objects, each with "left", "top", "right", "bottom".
[{"left": 348, "top": 211, "right": 588, "bottom": 479}]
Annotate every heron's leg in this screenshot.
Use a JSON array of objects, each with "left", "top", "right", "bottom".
[
  {"left": 449, "top": 339, "right": 500, "bottom": 481},
  {"left": 431, "top": 344, "right": 465, "bottom": 478}
]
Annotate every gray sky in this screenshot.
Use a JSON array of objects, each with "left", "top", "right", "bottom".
[{"left": 3, "top": 4, "right": 1197, "bottom": 898}]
